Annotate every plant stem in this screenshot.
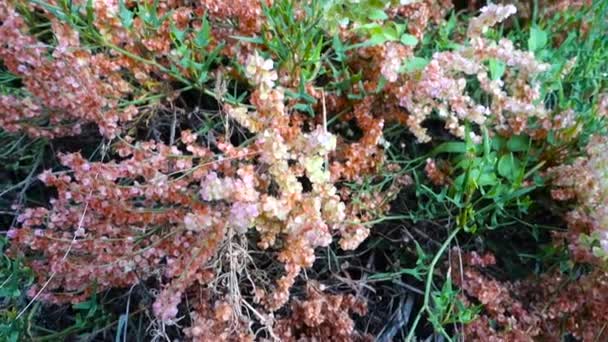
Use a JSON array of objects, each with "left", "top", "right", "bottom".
[{"left": 406, "top": 226, "right": 462, "bottom": 341}]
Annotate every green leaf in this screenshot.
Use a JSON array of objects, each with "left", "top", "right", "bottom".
[
  {"left": 85, "top": 0, "right": 95, "bottom": 24},
  {"left": 231, "top": 35, "right": 264, "bottom": 44},
  {"left": 293, "top": 103, "right": 314, "bottom": 116},
  {"left": 0, "top": 287, "right": 20, "bottom": 298},
  {"left": 432, "top": 141, "right": 466, "bottom": 155},
  {"left": 382, "top": 26, "right": 400, "bottom": 41},
  {"left": 375, "top": 77, "right": 387, "bottom": 92},
  {"left": 482, "top": 127, "right": 491, "bottom": 158},
  {"left": 197, "top": 70, "right": 208, "bottom": 84},
  {"left": 393, "top": 23, "right": 406, "bottom": 35},
  {"left": 368, "top": 33, "right": 388, "bottom": 46},
  {"left": 488, "top": 59, "right": 506, "bottom": 81},
  {"left": 402, "top": 57, "right": 429, "bottom": 72},
  {"left": 118, "top": 0, "right": 134, "bottom": 29},
  {"left": 368, "top": 9, "right": 388, "bottom": 21},
  {"left": 528, "top": 26, "right": 548, "bottom": 52},
  {"left": 171, "top": 22, "right": 186, "bottom": 43},
  {"left": 491, "top": 135, "right": 506, "bottom": 151},
  {"left": 140, "top": 3, "right": 160, "bottom": 28},
  {"left": 400, "top": 33, "right": 419, "bottom": 46},
  {"left": 332, "top": 35, "right": 345, "bottom": 62},
  {"left": 356, "top": 22, "right": 383, "bottom": 31},
  {"left": 497, "top": 153, "right": 522, "bottom": 181},
  {"left": 506, "top": 135, "right": 530, "bottom": 152},
  {"left": 478, "top": 172, "right": 498, "bottom": 186},
  {"left": 194, "top": 15, "right": 211, "bottom": 47},
  {"left": 73, "top": 301, "right": 92, "bottom": 311}
]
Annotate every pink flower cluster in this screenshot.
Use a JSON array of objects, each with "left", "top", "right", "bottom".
[
  {"left": 467, "top": 3, "right": 517, "bottom": 38},
  {"left": 550, "top": 136, "right": 608, "bottom": 258},
  {"left": 6, "top": 47, "right": 402, "bottom": 328},
  {"left": 0, "top": 3, "right": 135, "bottom": 138},
  {"left": 397, "top": 4, "right": 549, "bottom": 142}
]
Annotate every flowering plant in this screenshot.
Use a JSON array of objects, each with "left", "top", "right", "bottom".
[{"left": 1, "top": 0, "right": 607, "bottom": 340}]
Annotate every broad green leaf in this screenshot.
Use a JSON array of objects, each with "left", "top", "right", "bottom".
[
  {"left": 402, "top": 57, "right": 429, "bottom": 72},
  {"left": 368, "top": 9, "right": 388, "bottom": 21},
  {"left": 382, "top": 26, "right": 400, "bottom": 41},
  {"left": 478, "top": 173, "right": 498, "bottom": 186},
  {"left": 393, "top": 23, "right": 406, "bottom": 35},
  {"left": 491, "top": 135, "right": 506, "bottom": 151},
  {"left": 368, "top": 33, "right": 388, "bottom": 46},
  {"left": 528, "top": 26, "right": 548, "bottom": 52},
  {"left": 497, "top": 153, "right": 522, "bottom": 181},
  {"left": 0, "top": 288, "right": 20, "bottom": 298},
  {"left": 506, "top": 135, "right": 530, "bottom": 152},
  {"left": 400, "top": 33, "right": 419, "bottom": 46},
  {"left": 488, "top": 59, "right": 506, "bottom": 81}
]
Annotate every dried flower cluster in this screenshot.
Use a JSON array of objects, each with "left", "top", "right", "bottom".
[
  {"left": 0, "top": 3, "right": 135, "bottom": 137},
  {"left": 274, "top": 284, "right": 371, "bottom": 342},
  {"left": 550, "top": 136, "right": 608, "bottom": 260},
  {"left": 184, "top": 291, "right": 254, "bottom": 341},
  {"left": 2, "top": 0, "right": 606, "bottom": 340},
  {"left": 5, "top": 21, "right": 403, "bottom": 337},
  {"left": 424, "top": 158, "right": 450, "bottom": 186},
  {"left": 452, "top": 250, "right": 541, "bottom": 341},
  {"left": 1, "top": 0, "right": 416, "bottom": 337},
  {"left": 397, "top": 4, "right": 550, "bottom": 142},
  {"left": 453, "top": 249, "right": 608, "bottom": 341}
]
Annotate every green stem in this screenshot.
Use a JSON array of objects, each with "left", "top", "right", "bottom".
[{"left": 406, "top": 226, "right": 462, "bottom": 341}]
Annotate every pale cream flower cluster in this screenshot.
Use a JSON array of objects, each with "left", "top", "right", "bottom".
[
  {"left": 398, "top": 4, "right": 549, "bottom": 142},
  {"left": 551, "top": 136, "right": 608, "bottom": 255}
]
